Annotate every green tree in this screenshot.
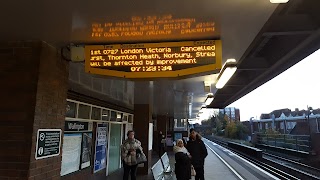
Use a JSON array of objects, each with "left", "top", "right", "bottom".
[
  {"left": 225, "top": 121, "right": 237, "bottom": 138},
  {"left": 211, "top": 111, "right": 227, "bottom": 136},
  {"left": 235, "top": 121, "right": 248, "bottom": 140}
]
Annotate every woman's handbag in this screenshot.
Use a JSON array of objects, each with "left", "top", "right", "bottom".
[
  {"left": 191, "top": 165, "right": 196, "bottom": 176},
  {"left": 136, "top": 152, "right": 147, "bottom": 164}
]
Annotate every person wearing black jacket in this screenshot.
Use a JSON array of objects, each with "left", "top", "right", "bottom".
[
  {"left": 173, "top": 139, "right": 191, "bottom": 180},
  {"left": 186, "top": 129, "right": 208, "bottom": 180}
]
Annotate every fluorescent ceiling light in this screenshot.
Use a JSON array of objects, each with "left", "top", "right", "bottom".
[
  {"left": 216, "top": 67, "right": 237, "bottom": 89},
  {"left": 270, "top": 0, "right": 289, "bottom": 3},
  {"left": 216, "top": 59, "right": 237, "bottom": 89},
  {"left": 205, "top": 97, "right": 214, "bottom": 106},
  {"left": 199, "top": 106, "right": 206, "bottom": 113}
]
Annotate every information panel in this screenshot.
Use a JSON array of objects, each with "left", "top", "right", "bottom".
[
  {"left": 94, "top": 123, "right": 108, "bottom": 173},
  {"left": 85, "top": 40, "right": 222, "bottom": 78},
  {"left": 35, "top": 129, "right": 61, "bottom": 160},
  {"left": 60, "top": 133, "right": 82, "bottom": 176}
]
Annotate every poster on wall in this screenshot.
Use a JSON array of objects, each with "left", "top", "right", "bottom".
[
  {"left": 60, "top": 133, "right": 82, "bottom": 176},
  {"left": 166, "top": 134, "right": 174, "bottom": 146},
  {"left": 174, "top": 133, "right": 182, "bottom": 141},
  {"left": 81, "top": 133, "right": 93, "bottom": 169},
  {"left": 94, "top": 123, "right": 108, "bottom": 173}
]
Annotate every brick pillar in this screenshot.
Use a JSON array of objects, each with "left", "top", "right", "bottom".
[
  {"left": 0, "top": 41, "right": 69, "bottom": 179},
  {"left": 133, "top": 81, "right": 153, "bottom": 175}
]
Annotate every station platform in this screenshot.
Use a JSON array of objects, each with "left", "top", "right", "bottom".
[
  {"left": 106, "top": 138, "right": 279, "bottom": 180},
  {"left": 105, "top": 148, "right": 237, "bottom": 180}
]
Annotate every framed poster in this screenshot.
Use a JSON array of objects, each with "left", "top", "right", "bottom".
[
  {"left": 94, "top": 123, "right": 108, "bottom": 173},
  {"left": 60, "top": 133, "right": 82, "bottom": 176},
  {"left": 81, "top": 133, "right": 93, "bottom": 169},
  {"left": 174, "top": 133, "right": 182, "bottom": 141}
]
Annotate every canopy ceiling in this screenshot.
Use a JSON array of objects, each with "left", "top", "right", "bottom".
[{"left": 1, "top": 0, "right": 319, "bottom": 120}]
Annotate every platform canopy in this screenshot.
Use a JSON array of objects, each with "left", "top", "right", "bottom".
[{"left": 1, "top": 0, "right": 319, "bottom": 119}]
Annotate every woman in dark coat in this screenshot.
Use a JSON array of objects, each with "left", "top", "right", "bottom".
[
  {"left": 173, "top": 139, "right": 191, "bottom": 180},
  {"left": 186, "top": 129, "right": 208, "bottom": 180}
]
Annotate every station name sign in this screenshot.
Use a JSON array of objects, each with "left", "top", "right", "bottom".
[{"left": 85, "top": 40, "right": 222, "bottom": 78}]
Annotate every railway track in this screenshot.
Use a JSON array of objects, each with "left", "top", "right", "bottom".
[
  {"left": 263, "top": 152, "right": 320, "bottom": 179},
  {"left": 205, "top": 136, "right": 320, "bottom": 180}
]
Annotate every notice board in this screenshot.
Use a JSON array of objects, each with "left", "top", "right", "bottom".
[
  {"left": 85, "top": 40, "right": 222, "bottom": 78},
  {"left": 35, "top": 129, "right": 62, "bottom": 160}
]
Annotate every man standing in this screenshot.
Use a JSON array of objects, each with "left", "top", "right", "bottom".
[
  {"left": 186, "top": 128, "right": 208, "bottom": 180},
  {"left": 158, "top": 131, "right": 165, "bottom": 157}
]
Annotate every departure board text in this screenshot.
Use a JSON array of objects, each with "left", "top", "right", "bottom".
[{"left": 85, "top": 40, "right": 222, "bottom": 78}]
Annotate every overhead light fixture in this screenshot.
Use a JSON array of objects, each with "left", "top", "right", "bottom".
[
  {"left": 205, "top": 94, "right": 214, "bottom": 106},
  {"left": 200, "top": 106, "right": 206, "bottom": 113},
  {"left": 270, "top": 0, "right": 289, "bottom": 3},
  {"left": 215, "top": 59, "right": 237, "bottom": 89}
]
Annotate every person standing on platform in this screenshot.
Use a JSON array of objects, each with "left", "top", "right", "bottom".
[
  {"left": 173, "top": 139, "right": 191, "bottom": 180},
  {"left": 121, "top": 130, "right": 143, "bottom": 180},
  {"left": 158, "top": 131, "right": 165, "bottom": 157},
  {"left": 186, "top": 128, "right": 208, "bottom": 180}
]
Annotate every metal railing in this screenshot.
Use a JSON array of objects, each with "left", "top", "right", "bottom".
[{"left": 257, "top": 134, "right": 311, "bottom": 152}]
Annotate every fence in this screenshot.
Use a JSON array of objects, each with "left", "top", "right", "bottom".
[{"left": 257, "top": 133, "right": 311, "bottom": 152}]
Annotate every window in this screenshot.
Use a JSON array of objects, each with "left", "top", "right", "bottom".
[
  {"left": 110, "top": 111, "right": 117, "bottom": 121},
  {"left": 78, "top": 104, "right": 91, "bottom": 119},
  {"left": 91, "top": 107, "right": 101, "bottom": 120},
  {"left": 66, "top": 101, "right": 76, "bottom": 118},
  {"left": 128, "top": 115, "right": 133, "bottom": 123},
  {"left": 122, "top": 115, "right": 128, "bottom": 122},
  {"left": 102, "top": 109, "right": 110, "bottom": 121},
  {"left": 116, "top": 112, "right": 123, "bottom": 122}
]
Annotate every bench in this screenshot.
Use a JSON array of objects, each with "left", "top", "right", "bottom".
[
  {"left": 151, "top": 153, "right": 174, "bottom": 180},
  {"left": 160, "top": 152, "right": 173, "bottom": 174},
  {"left": 151, "top": 159, "right": 166, "bottom": 180}
]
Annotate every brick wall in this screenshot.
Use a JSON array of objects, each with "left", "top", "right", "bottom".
[
  {"left": 28, "top": 42, "right": 69, "bottom": 180},
  {"left": 0, "top": 42, "right": 41, "bottom": 179},
  {"left": 0, "top": 41, "right": 69, "bottom": 179}
]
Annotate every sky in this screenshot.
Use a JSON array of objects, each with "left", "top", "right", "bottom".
[{"left": 229, "top": 48, "right": 320, "bottom": 121}]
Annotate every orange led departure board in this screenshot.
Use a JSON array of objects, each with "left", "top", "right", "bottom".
[{"left": 85, "top": 40, "right": 222, "bottom": 78}]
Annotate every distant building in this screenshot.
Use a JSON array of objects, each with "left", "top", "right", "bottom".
[
  {"left": 219, "top": 107, "right": 240, "bottom": 121},
  {"left": 252, "top": 108, "right": 320, "bottom": 135}
]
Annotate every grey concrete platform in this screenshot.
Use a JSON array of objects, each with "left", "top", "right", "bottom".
[
  {"left": 203, "top": 145, "right": 238, "bottom": 180},
  {"left": 105, "top": 146, "right": 238, "bottom": 180}
]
